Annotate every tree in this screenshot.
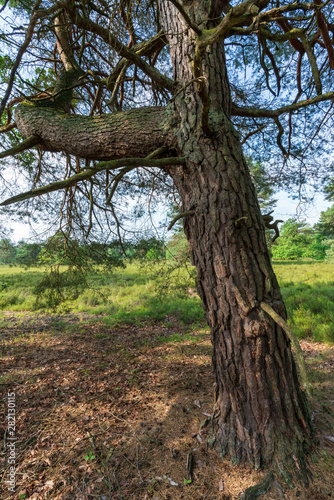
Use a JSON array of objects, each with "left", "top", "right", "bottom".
[
  {"left": 1, "top": 0, "right": 334, "bottom": 481},
  {"left": 315, "top": 205, "right": 334, "bottom": 240},
  {"left": 0, "top": 238, "right": 16, "bottom": 264},
  {"left": 272, "top": 218, "right": 327, "bottom": 260},
  {"left": 15, "top": 240, "right": 42, "bottom": 266}
]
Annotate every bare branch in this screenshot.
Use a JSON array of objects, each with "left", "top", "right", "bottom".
[
  {"left": 72, "top": 11, "right": 176, "bottom": 93},
  {"left": 314, "top": 0, "right": 334, "bottom": 69},
  {"left": 232, "top": 91, "right": 334, "bottom": 118},
  {"left": 0, "top": 157, "right": 186, "bottom": 207},
  {"left": 54, "top": 12, "right": 79, "bottom": 72},
  {"left": 274, "top": 117, "right": 288, "bottom": 157},
  {"left": 241, "top": 124, "right": 266, "bottom": 144},
  {"left": 168, "top": 210, "right": 195, "bottom": 231},
  {"left": 0, "top": 0, "right": 42, "bottom": 119},
  {"left": 0, "top": 122, "right": 17, "bottom": 134},
  {"left": 300, "top": 34, "right": 322, "bottom": 95}
]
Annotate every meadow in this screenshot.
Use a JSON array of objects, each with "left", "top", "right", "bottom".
[
  {"left": 0, "top": 261, "right": 333, "bottom": 499},
  {"left": 1, "top": 259, "right": 334, "bottom": 342}
]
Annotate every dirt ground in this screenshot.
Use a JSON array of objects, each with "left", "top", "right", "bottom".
[{"left": 0, "top": 312, "right": 333, "bottom": 500}]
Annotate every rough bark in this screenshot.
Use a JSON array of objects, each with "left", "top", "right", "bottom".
[
  {"left": 158, "top": 0, "right": 313, "bottom": 472},
  {"left": 12, "top": 0, "right": 314, "bottom": 475},
  {"left": 15, "top": 103, "right": 173, "bottom": 160}
]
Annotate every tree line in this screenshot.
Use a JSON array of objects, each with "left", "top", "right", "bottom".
[
  {"left": 2, "top": 202, "right": 334, "bottom": 266},
  {"left": 0, "top": 235, "right": 165, "bottom": 267}
]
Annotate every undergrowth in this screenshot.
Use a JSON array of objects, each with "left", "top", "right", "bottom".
[{"left": 1, "top": 260, "right": 334, "bottom": 342}]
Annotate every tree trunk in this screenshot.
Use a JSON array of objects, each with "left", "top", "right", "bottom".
[
  {"left": 12, "top": 0, "right": 314, "bottom": 475},
  {"left": 158, "top": 0, "right": 313, "bottom": 472}
]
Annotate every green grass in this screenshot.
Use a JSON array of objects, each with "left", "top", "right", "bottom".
[
  {"left": 1, "top": 260, "right": 334, "bottom": 342},
  {"left": 273, "top": 260, "right": 334, "bottom": 343}
]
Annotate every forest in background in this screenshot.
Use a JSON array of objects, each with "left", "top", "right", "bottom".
[{"left": 2, "top": 202, "right": 334, "bottom": 266}]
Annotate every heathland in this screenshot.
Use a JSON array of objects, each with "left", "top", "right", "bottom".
[{"left": 0, "top": 261, "right": 333, "bottom": 499}]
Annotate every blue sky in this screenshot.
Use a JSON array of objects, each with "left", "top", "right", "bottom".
[{"left": 7, "top": 190, "right": 332, "bottom": 242}]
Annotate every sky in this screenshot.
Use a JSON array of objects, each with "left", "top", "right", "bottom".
[
  {"left": 274, "top": 191, "right": 332, "bottom": 225},
  {"left": 4, "top": 190, "right": 332, "bottom": 242}
]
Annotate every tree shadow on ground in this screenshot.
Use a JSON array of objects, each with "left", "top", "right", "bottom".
[{"left": 0, "top": 313, "right": 333, "bottom": 499}]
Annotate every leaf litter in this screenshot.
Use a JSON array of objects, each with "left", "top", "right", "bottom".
[{"left": 0, "top": 312, "right": 333, "bottom": 499}]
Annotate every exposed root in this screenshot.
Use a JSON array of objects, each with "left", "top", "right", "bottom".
[{"left": 239, "top": 471, "right": 274, "bottom": 499}]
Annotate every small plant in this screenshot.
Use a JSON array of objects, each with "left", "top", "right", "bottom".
[
  {"left": 183, "top": 478, "right": 192, "bottom": 485},
  {"left": 84, "top": 450, "right": 95, "bottom": 461}
]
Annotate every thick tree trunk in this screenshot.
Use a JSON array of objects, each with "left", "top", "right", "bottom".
[
  {"left": 13, "top": 0, "right": 314, "bottom": 475},
  {"left": 169, "top": 130, "right": 313, "bottom": 470},
  {"left": 158, "top": 0, "right": 313, "bottom": 472}
]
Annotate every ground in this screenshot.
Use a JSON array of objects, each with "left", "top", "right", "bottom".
[{"left": 0, "top": 312, "right": 333, "bottom": 500}]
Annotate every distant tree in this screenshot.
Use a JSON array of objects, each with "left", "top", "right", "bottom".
[
  {"left": 15, "top": 241, "right": 42, "bottom": 266},
  {"left": 272, "top": 218, "right": 327, "bottom": 260},
  {"left": 324, "top": 178, "right": 334, "bottom": 202},
  {"left": 0, "top": 238, "right": 16, "bottom": 264},
  {"left": 248, "top": 160, "right": 278, "bottom": 214},
  {"left": 133, "top": 237, "right": 165, "bottom": 260},
  {"left": 315, "top": 205, "right": 334, "bottom": 240}
]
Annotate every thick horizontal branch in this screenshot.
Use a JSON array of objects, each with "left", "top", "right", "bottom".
[
  {"left": 0, "top": 157, "right": 186, "bottom": 207},
  {"left": 232, "top": 91, "right": 334, "bottom": 118},
  {"left": 15, "top": 103, "right": 174, "bottom": 161}
]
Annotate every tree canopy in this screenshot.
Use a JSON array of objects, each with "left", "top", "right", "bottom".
[{"left": 0, "top": 0, "right": 333, "bottom": 234}]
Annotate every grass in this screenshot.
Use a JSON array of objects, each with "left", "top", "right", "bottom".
[
  {"left": 273, "top": 260, "right": 334, "bottom": 342},
  {"left": 1, "top": 260, "right": 334, "bottom": 342},
  {"left": 0, "top": 261, "right": 333, "bottom": 498}
]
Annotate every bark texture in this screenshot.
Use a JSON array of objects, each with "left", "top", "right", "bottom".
[
  {"left": 158, "top": 0, "right": 313, "bottom": 471},
  {"left": 15, "top": 103, "right": 173, "bottom": 160},
  {"left": 13, "top": 0, "right": 314, "bottom": 473}
]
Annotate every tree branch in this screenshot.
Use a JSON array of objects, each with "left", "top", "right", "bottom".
[
  {"left": 0, "top": 0, "right": 42, "bottom": 119},
  {"left": 0, "top": 122, "right": 17, "bottom": 134},
  {"left": 314, "top": 0, "right": 334, "bottom": 69},
  {"left": 54, "top": 12, "right": 79, "bottom": 72},
  {"left": 72, "top": 12, "right": 176, "bottom": 93},
  {"left": 300, "top": 34, "right": 322, "bottom": 95},
  {"left": 240, "top": 124, "right": 266, "bottom": 144},
  {"left": 232, "top": 91, "right": 334, "bottom": 118},
  {"left": 168, "top": 210, "right": 195, "bottom": 231},
  {"left": 0, "top": 157, "right": 186, "bottom": 207},
  {"left": 106, "top": 30, "right": 167, "bottom": 93},
  {"left": 0, "top": 135, "right": 39, "bottom": 160},
  {"left": 15, "top": 103, "right": 172, "bottom": 161}
]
